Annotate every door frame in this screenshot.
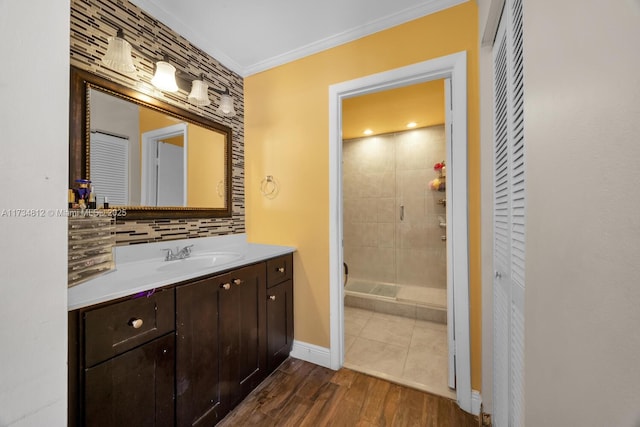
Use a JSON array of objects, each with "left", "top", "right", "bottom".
[
  {"left": 141, "top": 123, "right": 188, "bottom": 206},
  {"left": 328, "top": 51, "right": 473, "bottom": 412}
]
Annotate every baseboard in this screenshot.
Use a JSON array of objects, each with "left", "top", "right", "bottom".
[
  {"left": 471, "top": 390, "right": 482, "bottom": 416},
  {"left": 289, "top": 340, "right": 332, "bottom": 369}
]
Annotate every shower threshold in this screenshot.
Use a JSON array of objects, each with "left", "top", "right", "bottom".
[
  {"left": 344, "top": 279, "right": 447, "bottom": 323},
  {"left": 344, "top": 279, "right": 398, "bottom": 299}
]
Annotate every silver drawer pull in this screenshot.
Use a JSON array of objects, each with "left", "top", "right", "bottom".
[
  {"left": 129, "top": 318, "right": 144, "bottom": 329},
  {"left": 268, "top": 295, "right": 276, "bottom": 301},
  {"left": 232, "top": 278, "right": 243, "bottom": 285},
  {"left": 277, "top": 267, "right": 285, "bottom": 273},
  {"left": 221, "top": 283, "right": 231, "bottom": 290}
]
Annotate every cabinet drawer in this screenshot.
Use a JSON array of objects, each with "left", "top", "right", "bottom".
[
  {"left": 266, "top": 254, "right": 293, "bottom": 288},
  {"left": 84, "top": 289, "right": 175, "bottom": 367}
]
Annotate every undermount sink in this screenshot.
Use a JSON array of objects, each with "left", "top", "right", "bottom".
[{"left": 156, "top": 251, "right": 244, "bottom": 272}]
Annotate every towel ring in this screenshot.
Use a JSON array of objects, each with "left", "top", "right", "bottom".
[
  {"left": 216, "top": 180, "right": 224, "bottom": 198},
  {"left": 260, "top": 175, "right": 279, "bottom": 199}
]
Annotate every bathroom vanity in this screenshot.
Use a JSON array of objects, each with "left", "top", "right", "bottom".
[
  {"left": 68, "top": 235, "right": 295, "bottom": 426},
  {"left": 66, "top": 64, "right": 290, "bottom": 425}
]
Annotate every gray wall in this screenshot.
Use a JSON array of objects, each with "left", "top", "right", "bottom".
[
  {"left": 523, "top": 1, "right": 640, "bottom": 425},
  {"left": 479, "top": 0, "right": 640, "bottom": 424},
  {"left": 0, "top": 1, "right": 69, "bottom": 425}
]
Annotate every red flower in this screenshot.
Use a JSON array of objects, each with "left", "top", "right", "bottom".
[{"left": 434, "top": 162, "right": 444, "bottom": 171}]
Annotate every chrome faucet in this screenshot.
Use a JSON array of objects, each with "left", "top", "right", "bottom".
[{"left": 162, "top": 244, "right": 194, "bottom": 261}]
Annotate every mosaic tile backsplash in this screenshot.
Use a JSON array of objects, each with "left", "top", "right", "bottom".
[{"left": 70, "top": 0, "right": 245, "bottom": 245}]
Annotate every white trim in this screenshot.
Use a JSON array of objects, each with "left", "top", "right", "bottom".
[
  {"left": 328, "top": 51, "right": 473, "bottom": 413},
  {"left": 481, "top": 0, "right": 506, "bottom": 47},
  {"left": 445, "top": 77, "right": 456, "bottom": 390},
  {"left": 472, "top": 390, "right": 482, "bottom": 415},
  {"left": 289, "top": 340, "right": 332, "bottom": 369}
]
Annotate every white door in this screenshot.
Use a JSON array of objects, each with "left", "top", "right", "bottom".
[
  {"left": 141, "top": 123, "right": 188, "bottom": 206},
  {"left": 492, "top": 0, "right": 525, "bottom": 425},
  {"left": 444, "top": 77, "right": 456, "bottom": 390},
  {"left": 156, "top": 140, "right": 184, "bottom": 206}
]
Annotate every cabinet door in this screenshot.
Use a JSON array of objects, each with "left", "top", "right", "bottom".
[
  {"left": 84, "top": 333, "right": 175, "bottom": 427},
  {"left": 219, "top": 263, "right": 267, "bottom": 410},
  {"left": 266, "top": 279, "right": 294, "bottom": 372},
  {"left": 176, "top": 277, "right": 222, "bottom": 427}
]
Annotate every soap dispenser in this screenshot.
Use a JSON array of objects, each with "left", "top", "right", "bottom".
[{"left": 88, "top": 186, "right": 97, "bottom": 209}]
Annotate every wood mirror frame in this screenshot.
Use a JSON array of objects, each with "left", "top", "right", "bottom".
[{"left": 69, "top": 66, "right": 233, "bottom": 220}]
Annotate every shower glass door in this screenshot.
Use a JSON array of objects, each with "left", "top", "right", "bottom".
[{"left": 343, "top": 125, "right": 447, "bottom": 300}]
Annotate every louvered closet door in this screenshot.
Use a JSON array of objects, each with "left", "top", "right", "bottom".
[
  {"left": 492, "top": 0, "right": 525, "bottom": 425},
  {"left": 90, "top": 131, "right": 129, "bottom": 206}
]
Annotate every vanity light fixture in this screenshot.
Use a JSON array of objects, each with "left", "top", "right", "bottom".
[
  {"left": 363, "top": 129, "right": 373, "bottom": 135},
  {"left": 102, "top": 28, "right": 136, "bottom": 74},
  {"left": 187, "top": 75, "right": 211, "bottom": 106},
  {"left": 100, "top": 27, "right": 235, "bottom": 115},
  {"left": 187, "top": 76, "right": 235, "bottom": 117},
  {"left": 407, "top": 122, "right": 417, "bottom": 128},
  {"left": 214, "top": 87, "right": 236, "bottom": 117},
  {"left": 151, "top": 55, "right": 179, "bottom": 92}
]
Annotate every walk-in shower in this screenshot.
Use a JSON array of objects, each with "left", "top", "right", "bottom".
[{"left": 342, "top": 125, "right": 448, "bottom": 323}]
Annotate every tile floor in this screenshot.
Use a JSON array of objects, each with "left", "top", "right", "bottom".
[{"left": 344, "top": 306, "right": 455, "bottom": 399}]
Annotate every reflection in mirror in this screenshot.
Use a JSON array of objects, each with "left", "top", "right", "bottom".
[
  {"left": 70, "top": 66, "right": 233, "bottom": 219},
  {"left": 90, "top": 88, "right": 226, "bottom": 208}
]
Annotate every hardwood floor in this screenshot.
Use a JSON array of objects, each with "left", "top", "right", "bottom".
[{"left": 218, "top": 358, "right": 478, "bottom": 427}]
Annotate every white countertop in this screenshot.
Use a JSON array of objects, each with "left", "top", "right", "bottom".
[{"left": 68, "top": 234, "right": 295, "bottom": 310}]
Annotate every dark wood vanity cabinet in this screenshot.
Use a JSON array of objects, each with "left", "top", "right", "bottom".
[
  {"left": 85, "top": 333, "right": 175, "bottom": 427},
  {"left": 217, "top": 263, "right": 268, "bottom": 405},
  {"left": 69, "top": 289, "right": 176, "bottom": 427},
  {"left": 176, "top": 263, "right": 267, "bottom": 426},
  {"left": 266, "top": 255, "right": 294, "bottom": 371},
  {"left": 175, "top": 276, "right": 222, "bottom": 426},
  {"left": 69, "top": 254, "right": 293, "bottom": 427}
]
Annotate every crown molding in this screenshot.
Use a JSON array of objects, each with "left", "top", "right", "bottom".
[
  {"left": 132, "top": 0, "right": 469, "bottom": 77},
  {"left": 244, "top": 0, "right": 469, "bottom": 76}
]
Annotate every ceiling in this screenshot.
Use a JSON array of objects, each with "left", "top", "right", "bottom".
[
  {"left": 342, "top": 79, "right": 445, "bottom": 140},
  {"left": 129, "top": 0, "right": 459, "bottom": 136},
  {"left": 130, "top": 0, "right": 467, "bottom": 77}
]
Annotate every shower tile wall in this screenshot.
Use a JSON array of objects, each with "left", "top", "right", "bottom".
[{"left": 343, "top": 126, "right": 446, "bottom": 289}]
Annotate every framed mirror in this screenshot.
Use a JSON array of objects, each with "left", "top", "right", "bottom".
[{"left": 69, "top": 66, "right": 233, "bottom": 219}]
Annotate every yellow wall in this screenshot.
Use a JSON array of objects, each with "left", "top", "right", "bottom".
[
  {"left": 163, "top": 135, "right": 184, "bottom": 147},
  {"left": 138, "top": 108, "right": 226, "bottom": 208},
  {"left": 188, "top": 124, "right": 226, "bottom": 208},
  {"left": 245, "top": 2, "right": 481, "bottom": 391},
  {"left": 139, "top": 106, "right": 182, "bottom": 136},
  {"left": 342, "top": 79, "right": 446, "bottom": 139}
]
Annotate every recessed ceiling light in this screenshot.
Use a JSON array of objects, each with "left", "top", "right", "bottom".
[
  {"left": 407, "top": 122, "right": 417, "bottom": 128},
  {"left": 363, "top": 129, "right": 373, "bottom": 135}
]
